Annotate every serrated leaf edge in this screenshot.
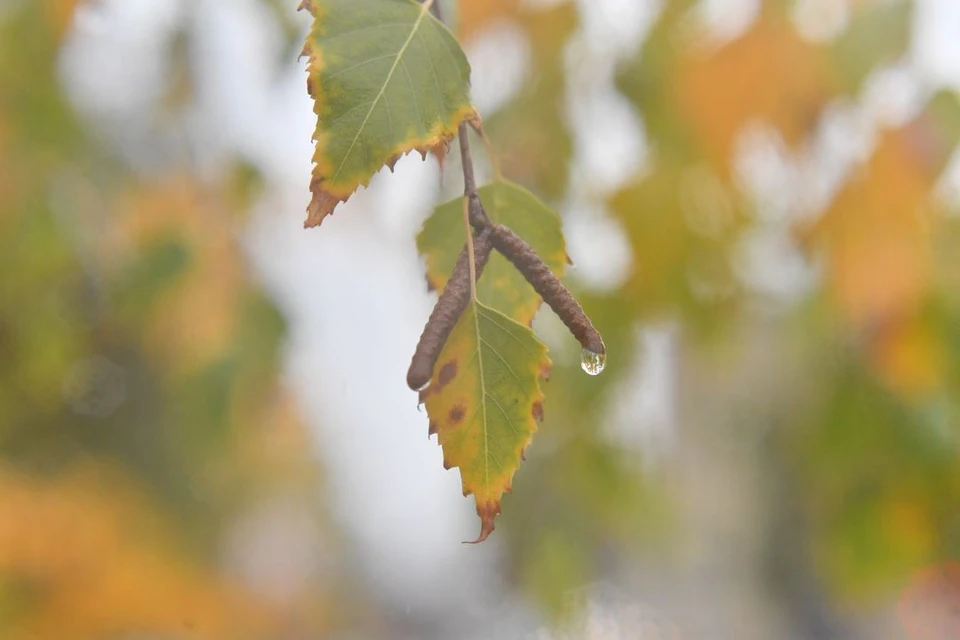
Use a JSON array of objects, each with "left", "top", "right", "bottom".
[
  {"left": 302, "top": 0, "right": 480, "bottom": 228},
  {"left": 423, "top": 302, "right": 550, "bottom": 543}
]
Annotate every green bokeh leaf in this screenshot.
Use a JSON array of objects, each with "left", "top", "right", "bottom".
[
  {"left": 830, "top": 0, "right": 912, "bottom": 95},
  {"left": 418, "top": 179, "right": 567, "bottom": 325},
  {"left": 302, "top": 0, "right": 479, "bottom": 226}
]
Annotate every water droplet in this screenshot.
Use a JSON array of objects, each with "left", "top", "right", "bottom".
[{"left": 580, "top": 349, "right": 606, "bottom": 376}]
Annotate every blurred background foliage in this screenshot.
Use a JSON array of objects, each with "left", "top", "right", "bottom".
[{"left": 4, "top": 0, "right": 960, "bottom": 638}]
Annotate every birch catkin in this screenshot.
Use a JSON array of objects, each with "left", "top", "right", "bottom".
[{"left": 406, "top": 228, "right": 494, "bottom": 390}]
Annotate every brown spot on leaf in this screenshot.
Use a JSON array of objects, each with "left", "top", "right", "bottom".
[
  {"left": 539, "top": 363, "right": 552, "bottom": 381},
  {"left": 532, "top": 401, "right": 543, "bottom": 422},
  {"left": 465, "top": 501, "right": 500, "bottom": 544},
  {"left": 437, "top": 361, "right": 457, "bottom": 388},
  {"left": 520, "top": 447, "right": 526, "bottom": 461},
  {"left": 448, "top": 404, "right": 466, "bottom": 425}
]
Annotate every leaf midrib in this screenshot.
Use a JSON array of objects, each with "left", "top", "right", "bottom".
[
  {"left": 471, "top": 301, "right": 490, "bottom": 495},
  {"left": 330, "top": 2, "right": 431, "bottom": 184}
]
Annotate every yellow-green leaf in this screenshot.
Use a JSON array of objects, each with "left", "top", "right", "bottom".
[
  {"left": 420, "top": 299, "right": 550, "bottom": 542},
  {"left": 301, "top": 0, "right": 479, "bottom": 227},
  {"left": 418, "top": 179, "right": 568, "bottom": 324}
]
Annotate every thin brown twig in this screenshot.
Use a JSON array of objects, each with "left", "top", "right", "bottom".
[
  {"left": 458, "top": 124, "right": 477, "bottom": 196},
  {"left": 459, "top": 125, "right": 491, "bottom": 226}
]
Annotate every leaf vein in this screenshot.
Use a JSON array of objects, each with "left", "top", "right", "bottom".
[
  {"left": 325, "top": 53, "right": 396, "bottom": 81},
  {"left": 479, "top": 309, "right": 538, "bottom": 357},
  {"left": 470, "top": 305, "right": 491, "bottom": 493},
  {"left": 478, "top": 337, "right": 523, "bottom": 387},
  {"left": 486, "top": 391, "right": 520, "bottom": 439},
  {"left": 400, "top": 58, "right": 424, "bottom": 137},
  {"left": 322, "top": 22, "right": 412, "bottom": 44},
  {"left": 329, "top": 4, "right": 431, "bottom": 184}
]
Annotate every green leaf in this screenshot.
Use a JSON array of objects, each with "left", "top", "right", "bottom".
[
  {"left": 482, "top": 1, "right": 578, "bottom": 199},
  {"left": 420, "top": 299, "right": 550, "bottom": 542},
  {"left": 830, "top": 0, "right": 912, "bottom": 95},
  {"left": 301, "top": 0, "right": 479, "bottom": 227},
  {"left": 418, "top": 179, "right": 568, "bottom": 325}
]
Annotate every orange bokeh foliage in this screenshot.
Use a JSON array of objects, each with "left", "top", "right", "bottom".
[
  {"left": 677, "top": 18, "right": 829, "bottom": 172},
  {"left": 234, "top": 388, "right": 324, "bottom": 487},
  {"left": 109, "top": 177, "right": 246, "bottom": 375},
  {"left": 0, "top": 464, "right": 277, "bottom": 640},
  {"left": 869, "top": 315, "right": 944, "bottom": 400},
  {"left": 458, "top": 0, "right": 517, "bottom": 39},
  {"left": 43, "top": 0, "right": 78, "bottom": 41},
  {"left": 802, "top": 128, "right": 941, "bottom": 396}
]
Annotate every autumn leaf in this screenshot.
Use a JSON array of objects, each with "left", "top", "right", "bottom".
[
  {"left": 458, "top": 0, "right": 517, "bottom": 38},
  {"left": 301, "top": 0, "right": 479, "bottom": 227},
  {"left": 0, "top": 465, "right": 276, "bottom": 639},
  {"left": 420, "top": 299, "right": 550, "bottom": 542},
  {"left": 42, "top": 0, "right": 78, "bottom": 41},
  {"left": 869, "top": 313, "right": 944, "bottom": 400},
  {"left": 418, "top": 179, "right": 567, "bottom": 325},
  {"left": 676, "top": 18, "right": 829, "bottom": 171},
  {"left": 801, "top": 130, "right": 936, "bottom": 330}
]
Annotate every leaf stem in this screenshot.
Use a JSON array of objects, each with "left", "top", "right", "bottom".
[
  {"left": 458, "top": 124, "right": 477, "bottom": 197},
  {"left": 462, "top": 196, "right": 477, "bottom": 300},
  {"left": 458, "top": 123, "right": 486, "bottom": 300}
]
